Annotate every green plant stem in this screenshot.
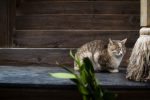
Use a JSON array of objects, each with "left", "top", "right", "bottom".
[{"left": 83, "top": 95, "right": 90, "bottom": 100}]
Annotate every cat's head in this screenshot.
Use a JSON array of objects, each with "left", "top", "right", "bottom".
[{"left": 108, "top": 38, "right": 127, "bottom": 57}]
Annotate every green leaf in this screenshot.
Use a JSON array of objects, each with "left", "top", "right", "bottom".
[
  {"left": 78, "top": 84, "right": 89, "bottom": 95},
  {"left": 70, "top": 50, "right": 76, "bottom": 60},
  {"left": 70, "top": 50, "right": 82, "bottom": 67},
  {"left": 83, "top": 57, "right": 94, "bottom": 73},
  {"left": 49, "top": 73, "right": 76, "bottom": 79}
]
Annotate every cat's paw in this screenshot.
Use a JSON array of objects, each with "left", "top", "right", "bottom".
[{"left": 109, "top": 69, "right": 119, "bottom": 73}]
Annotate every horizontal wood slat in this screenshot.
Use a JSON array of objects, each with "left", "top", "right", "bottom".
[
  {"left": 14, "top": 0, "right": 140, "bottom": 48},
  {"left": 16, "top": 15, "right": 140, "bottom": 30},
  {"left": 0, "top": 48, "right": 131, "bottom": 67},
  {"left": 0, "top": 88, "right": 82, "bottom": 100},
  {"left": 24, "top": 0, "right": 139, "bottom": 1},
  {"left": 17, "top": 1, "right": 139, "bottom": 15},
  {"left": 14, "top": 30, "right": 139, "bottom": 48},
  {"left": 0, "top": 86, "right": 150, "bottom": 100}
]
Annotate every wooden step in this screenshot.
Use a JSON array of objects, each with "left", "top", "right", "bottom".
[
  {"left": 0, "top": 48, "right": 132, "bottom": 67},
  {"left": 16, "top": 14, "right": 140, "bottom": 30},
  {"left": 0, "top": 65, "right": 150, "bottom": 100},
  {"left": 17, "top": 1, "right": 139, "bottom": 15},
  {"left": 14, "top": 30, "right": 139, "bottom": 48}
]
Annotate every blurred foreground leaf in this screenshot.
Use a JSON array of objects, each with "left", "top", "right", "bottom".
[
  {"left": 49, "top": 73, "right": 76, "bottom": 79},
  {"left": 49, "top": 50, "right": 117, "bottom": 100}
]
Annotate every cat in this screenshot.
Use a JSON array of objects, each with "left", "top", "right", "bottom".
[{"left": 74, "top": 38, "right": 127, "bottom": 73}]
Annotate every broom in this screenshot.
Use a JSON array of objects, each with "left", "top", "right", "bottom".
[{"left": 126, "top": 27, "right": 150, "bottom": 82}]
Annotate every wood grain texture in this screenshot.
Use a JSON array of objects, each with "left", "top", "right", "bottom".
[
  {"left": 14, "top": 0, "right": 140, "bottom": 48},
  {"left": 24, "top": 0, "right": 139, "bottom": 1},
  {"left": 16, "top": 14, "right": 140, "bottom": 30},
  {"left": 0, "top": 48, "right": 131, "bottom": 67},
  {"left": 0, "top": 0, "right": 9, "bottom": 47},
  {"left": 14, "top": 30, "right": 139, "bottom": 48},
  {"left": 0, "top": 88, "right": 82, "bottom": 100},
  {"left": 16, "top": 1, "right": 139, "bottom": 15},
  {"left": 8, "top": 0, "right": 16, "bottom": 47},
  {"left": 0, "top": 0, "right": 16, "bottom": 47},
  {"left": 0, "top": 85, "right": 150, "bottom": 100}
]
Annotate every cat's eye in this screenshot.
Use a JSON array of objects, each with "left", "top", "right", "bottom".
[{"left": 111, "top": 48, "right": 117, "bottom": 52}]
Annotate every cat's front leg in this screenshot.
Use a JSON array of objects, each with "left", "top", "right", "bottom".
[{"left": 92, "top": 62, "right": 102, "bottom": 71}]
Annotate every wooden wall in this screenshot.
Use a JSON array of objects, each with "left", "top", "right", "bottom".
[
  {"left": 14, "top": 0, "right": 140, "bottom": 48},
  {"left": 0, "top": 0, "right": 140, "bottom": 66}
]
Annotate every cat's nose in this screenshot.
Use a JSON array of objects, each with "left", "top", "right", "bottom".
[
  {"left": 120, "top": 53, "right": 123, "bottom": 55},
  {"left": 119, "top": 51, "right": 123, "bottom": 56}
]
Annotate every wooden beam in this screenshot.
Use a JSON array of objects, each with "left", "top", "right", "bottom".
[{"left": 0, "top": 48, "right": 131, "bottom": 67}]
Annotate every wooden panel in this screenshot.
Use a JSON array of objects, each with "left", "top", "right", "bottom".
[
  {"left": 0, "top": 48, "right": 72, "bottom": 66},
  {"left": 0, "top": 88, "right": 149, "bottom": 100},
  {"left": 0, "top": 88, "right": 82, "bottom": 100},
  {"left": 16, "top": 15, "right": 140, "bottom": 30},
  {"left": 9, "top": 0, "right": 16, "bottom": 47},
  {"left": 16, "top": 1, "right": 139, "bottom": 15},
  {"left": 15, "top": 0, "right": 140, "bottom": 48},
  {"left": 0, "top": 0, "right": 9, "bottom": 47},
  {"left": 24, "top": 0, "right": 139, "bottom": 1},
  {"left": 14, "top": 30, "right": 139, "bottom": 48},
  {"left": 0, "top": 0, "right": 15, "bottom": 47},
  {"left": 116, "top": 91, "right": 150, "bottom": 100},
  {"left": 0, "top": 48, "right": 131, "bottom": 67}
]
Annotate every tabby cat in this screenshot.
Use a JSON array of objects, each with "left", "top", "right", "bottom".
[{"left": 74, "top": 38, "right": 127, "bottom": 73}]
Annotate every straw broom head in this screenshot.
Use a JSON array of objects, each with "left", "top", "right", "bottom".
[{"left": 126, "top": 27, "right": 150, "bottom": 82}]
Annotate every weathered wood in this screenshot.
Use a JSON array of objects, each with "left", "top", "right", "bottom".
[
  {"left": 0, "top": 66, "right": 149, "bottom": 89},
  {"left": 16, "top": 15, "right": 140, "bottom": 30},
  {"left": 0, "top": 0, "right": 16, "bottom": 47},
  {"left": 14, "top": 0, "right": 140, "bottom": 48},
  {"left": 0, "top": 0, "right": 9, "bottom": 47},
  {"left": 141, "top": 0, "right": 150, "bottom": 26},
  {"left": 16, "top": 1, "right": 139, "bottom": 15},
  {"left": 0, "top": 88, "right": 82, "bottom": 100},
  {"left": 0, "top": 88, "right": 150, "bottom": 100},
  {"left": 14, "top": 30, "right": 139, "bottom": 48},
  {"left": 8, "top": 0, "right": 16, "bottom": 47},
  {"left": 0, "top": 48, "right": 131, "bottom": 67},
  {"left": 24, "top": 0, "right": 139, "bottom": 1},
  {"left": 116, "top": 91, "right": 150, "bottom": 100},
  {"left": 0, "top": 66, "right": 150, "bottom": 100}
]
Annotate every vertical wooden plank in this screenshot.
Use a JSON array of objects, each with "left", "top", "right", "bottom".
[
  {"left": 8, "top": 0, "right": 16, "bottom": 47},
  {"left": 0, "top": 0, "right": 9, "bottom": 47},
  {"left": 0, "top": 0, "right": 15, "bottom": 47},
  {"left": 141, "top": 0, "right": 150, "bottom": 26}
]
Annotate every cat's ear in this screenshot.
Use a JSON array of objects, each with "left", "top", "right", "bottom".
[
  {"left": 109, "top": 38, "right": 113, "bottom": 45},
  {"left": 121, "top": 38, "right": 127, "bottom": 44}
]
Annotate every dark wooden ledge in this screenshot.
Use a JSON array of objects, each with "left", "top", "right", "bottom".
[
  {"left": 0, "top": 66, "right": 150, "bottom": 100},
  {"left": 0, "top": 66, "right": 149, "bottom": 90}
]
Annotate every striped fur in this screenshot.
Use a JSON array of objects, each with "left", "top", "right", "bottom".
[{"left": 74, "top": 39, "right": 127, "bottom": 73}]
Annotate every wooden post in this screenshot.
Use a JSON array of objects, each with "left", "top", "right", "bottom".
[
  {"left": 141, "top": 0, "right": 150, "bottom": 26},
  {"left": 140, "top": 0, "right": 150, "bottom": 35}
]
